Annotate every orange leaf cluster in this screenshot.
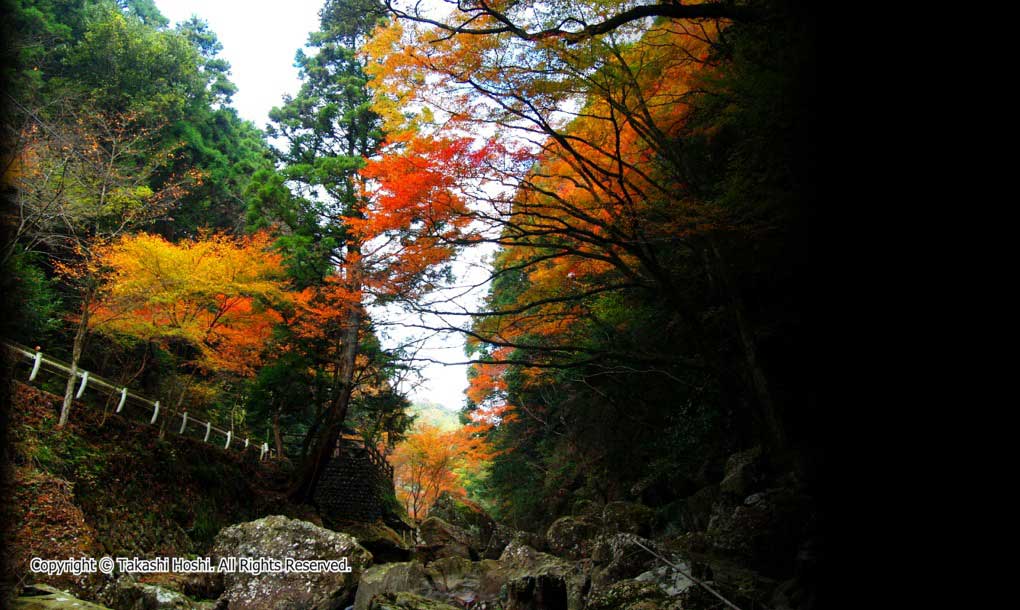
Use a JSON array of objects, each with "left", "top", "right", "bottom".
[
  {"left": 390, "top": 421, "right": 493, "bottom": 520},
  {"left": 91, "top": 232, "right": 292, "bottom": 376}
]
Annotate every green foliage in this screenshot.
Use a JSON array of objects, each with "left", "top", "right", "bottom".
[
  {"left": 2, "top": 250, "right": 63, "bottom": 345},
  {"left": 256, "top": 0, "right": 386, "bottom": 271},
  {"left": 60, "top": 5, "right": 202, "bottom": 119}
]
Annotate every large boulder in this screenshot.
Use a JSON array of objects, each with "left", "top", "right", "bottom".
[
  {"left": 504, "top": 574, "right": 568, "bottom": 610},
  {"left": 331, "top": 521, "right": 412, "bottom": 563},
  {"left": 601, "top": 502, "right": 655, "bottom": 537},
  {"left": 584, "top": 579, "right": 682, "bottom": 610},
  {"left": 354, "top": 558, "right": 500, "bottom": 610},
  {"left": 107, "top": 577, "right": 201, "bottom": 609},
  {"left": 210, "top": 515, "right": 372, "bottom": 610},
  {"left": 354, "top": 562, "right": 432, "bottom": 610},
  {"left": 425, "top": 557, "right": 500, "bottom": 607},
  {"left": 511, "top": 530, "right": 548, "bottom": 553},
  {"left": 633, "top": 563, "right": 696, "bottom": 598},
  {"left": 544, "top": 517, "right": 598, "bottom": 560},
  {"left": 706, "top": 486, "right": 812, "bottom": 574},
  {"left": 491, "top": 541, "right": 588, "bottom": 610},
  {"left": 569, "top": 499, "right": 601, "bottom": 519},
  {"left": 427, "top": 493, "right": 496, "bottom": 551},
  {"left": 366, "top": 592, "right": 459, "bottom": 610},
  {"left": 719, "top": 446, "right": 763, "bottom": 499},
  {"left": 589, "top": 533, "right": 664, "bottom": 589},
  {"left": 483, "top": 523, "right": 514, "bottom": 559},
  {"left": 359, "top": 542, "right": 588, "bottom": 610},
  {"left": 681, "top": 485, "right": 719, "bottom": 533},
  {"left": 417, "top": 517, "right": 476, "bottom": 561}
]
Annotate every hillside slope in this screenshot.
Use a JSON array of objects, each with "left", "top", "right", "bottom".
[{"left": 1, "top": 382, "right": 314, "bottom": 600}]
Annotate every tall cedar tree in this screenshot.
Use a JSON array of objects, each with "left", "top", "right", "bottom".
[{"left": 261, "top": 0, "right": 387, "bottom": 500}]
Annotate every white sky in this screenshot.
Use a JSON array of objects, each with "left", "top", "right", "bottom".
[{"left": 155, "top": 0, "right": 477, "bottom": 411}]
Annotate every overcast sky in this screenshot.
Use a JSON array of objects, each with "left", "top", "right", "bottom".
[{"left": 155, "top": 0, "right": 477, "bottom": 411}]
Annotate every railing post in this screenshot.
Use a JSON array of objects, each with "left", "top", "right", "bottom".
[
  {"left": 75, "top": 371, "right": 89, "bottom": 398},
  {"left": 29, "top": 351, "right": 43, "bottom": 381},
  {"left": 117, "top": 388, "right": 127, "bottom": 413},
  {"left": 150, "top": 401, "right": 160, "bottom": 424},
  {"left": 179, "top": 412, "right": 188, "bottom": 434}
]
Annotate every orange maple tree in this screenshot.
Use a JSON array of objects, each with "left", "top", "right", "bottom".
[
  {"left": 90, "top": 232, "right": 294, "bottom": 412},
  {"left": 391, "top": 421, "right": 493, "bottom": 520}
]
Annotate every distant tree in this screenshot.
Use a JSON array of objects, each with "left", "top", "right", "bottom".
[{"left": 391, "top": 422, "right": 490, "bottom": 520}]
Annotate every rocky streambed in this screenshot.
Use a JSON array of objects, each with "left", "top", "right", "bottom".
[{"left": 13, "top": 449, "right": 818, "bottom": 609}]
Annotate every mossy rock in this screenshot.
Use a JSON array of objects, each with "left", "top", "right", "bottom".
[
  {"left": 427, "top": 492, "right": 495, "bottom": 549},
  {"left": 331, "top": 520, "right": 412, "bottom": 563},
  {"left": 585, "top": 579, "right": 681, "bottom": 610},
  {"left": 12, "top": 584, "right": 112, "bottom": 609},
  {"left": 354, "top": 562, "right": 431, "bottom": 610},
  {"left": 545, "top": 516, "right": 599, "bottom": 559},
  {"left": 367, "top": 592, "right": 459, "bottom": 610},
  {"left": 417, "top": 517, "right": 475, "bottom": 561},
  {"left": 719, "top": 446, "right": 764, "bottom": 499},
  {"left": 602, "top": 501, "right": 655, "bottom": 537}
]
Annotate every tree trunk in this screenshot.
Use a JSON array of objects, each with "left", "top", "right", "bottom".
[
  {"left": 708, "top": 236, "right": 786, "bottom": 451},
  {"left": 273, "top": 409, "right": 284, "bottom": 458},
  {"left": 58, "top": 300, "right": 91, "bottom": 428},
  {"left": 289, "top": 303, "right": 364, "bottom": 502}
]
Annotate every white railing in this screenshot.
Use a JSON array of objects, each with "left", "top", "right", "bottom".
[{"left": 4, "top": 340, "right": 274, "bottom": 462}]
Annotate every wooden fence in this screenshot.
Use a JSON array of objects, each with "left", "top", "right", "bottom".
[{"left": 3, "top": 340, "right": 274, "bottom": 461}]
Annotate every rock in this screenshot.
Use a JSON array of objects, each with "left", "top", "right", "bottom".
[
  {"left": 425, "top": 557, "right": 498, "bottom": 606},
  {"left": 12, "top": 584, "right": 112, "bottom": 609},
  {"left": 494, "top": 541, "right": 588, "bottom": 610},
  {"left": 331, "top": 521, "right": 412, "bottom": 563},
  {"left": 359, "top": 542, "right": 589, "bottom": 610},
  {"left": 584, "top": 579, "right": 680, "bottom": 610},
  {"left": 544, "top": 516, "right": 598, "bottom": 560},
  {"left": 634, "top": 564, "right": 696, "bottom": 597},
  {"left": 210, "top": 515, "right": 372, "bottom": 610},
  {"left": 366, "top": 592, "right": 459, "bottom": 610},
  {"left": 706, "top": 486, "right": 811, "bottom": 574},
  {"left": 569, "top": 499, "right": 600, "bottom": 519},
  {"left": 589, "top": 533, "right": 663, "bottom": 589},
  {"left": 354, "top": 562, "right": 432, "bottom": 610},
  {"left": 177, "top": 572, "right": 224, "bottom": 601},
  {"left": 427, "top": 493, "right": 495, "bottom": 551},
  {"left": 417, "top": 517, "right": 476, "bottom": 561},
  {"left": 719, "top": 446, "right": 763, "bottom": 499},
  {"left": 505, "top": 573, "right": 568, "bottom": 610},
  {"left": 681, "top": 485, "right": 718, "bottom": 533},
  {"left": 483, "top": 523, "right": 514, "bottom": 559},
  {"left": 511, "top": 530, "right": 547, "bottom": 553},
  {"left": 354, "top": 558, "right": 500, "bottom": 610},
  {"left": 109, "top": 577, "right": 198, "bottom": 609},
  {"left": 601, "top": 502, "right": 655, "bottom": 537},
  {"left": 706, "top": 559, "right": 777, "bottom": 607}
]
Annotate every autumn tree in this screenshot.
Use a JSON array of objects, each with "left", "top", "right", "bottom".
[
  {"left": 250, "top": 0, "right": 485, "bottom": 500},
  {"left": 4, "top": 106, "right": 196, "bottom": 427},
  {"left": 391, "top": 422, "right": 491, "bottom": 520},
  {"left": 2, "top": 3, "right": 244, "bottom": 427},
  {"left": 89, "top": 232, "right": 293, "bottom": 420},
  {"left": 365, "top": 0, "right": 816, "bottom": 527}
]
